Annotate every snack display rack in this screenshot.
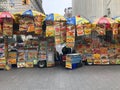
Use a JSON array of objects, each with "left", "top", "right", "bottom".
[
  {"left": 46, "top": 37, "right": 55, "bottom": 67},
  {"left": 2, "top": 10, "right": 120, "bottom": 71},
  {"left": 17, "top": 49, "right": 26, "bottom": 68},
  {"left": 75, "top": 23, "right": 120, "bottom": 66},
  {"left": 8, "top": 51, "right": 17, "bottom": 65},
  {"left": 0, "top": 44, "right": 6, "bottom": 69},
  {"left": 37, "top": 39, "right": 47, "bottom": 68}
]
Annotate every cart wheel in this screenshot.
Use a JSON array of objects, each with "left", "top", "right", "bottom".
[{"left": 38, "top": 61, "right": 46, "bottom": 68}]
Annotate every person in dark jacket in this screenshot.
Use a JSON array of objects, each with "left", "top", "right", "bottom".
[{"left": 62, "top": 46, "right": 71, "bottom": 55}]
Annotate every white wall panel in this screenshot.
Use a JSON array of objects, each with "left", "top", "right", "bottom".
[{"left": 72, "top": 0, "right": 120, "bottom": 20}]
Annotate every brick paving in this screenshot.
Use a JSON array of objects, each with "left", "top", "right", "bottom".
[{"left": 0, "top": 65, "right": 120, "bottom": 90}]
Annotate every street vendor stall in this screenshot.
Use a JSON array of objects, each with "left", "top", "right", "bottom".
[
  {"left": 0, "top": 11, "right": 15, "bottom": 70},
  {"left": 45, "top": 13, "right": 66, "bottom": 67},
  {"left": 13, "top": 9, "right": 46, "bottom": 68},
  {"left": 85, "top": 16, "right": 119, "bottom": 65},
  {"left": 66, "top": 16, "right": 90, "bottom": 67}
]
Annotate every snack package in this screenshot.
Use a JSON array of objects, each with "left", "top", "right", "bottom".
[
  {"left": 116, "top": 59, "right": 120, "bottom": 64},
  {"left": 116, "top": 55, "right": 120, "bottom": 64},
  {"left": 25, "top": 62, "right": 34, "bottom": 68},
  {"left": 116, "top": 48, "right": 120, "bottom": 54},
  {"left": 19, "top": 17, "right": 28, "bottom": 32},
  {"left": 17, "top": 62, "right": 26, "bottom": 68},
  {"left": 27, "top": 24, "right": 35, "bottom": 32},
  {"left": 8, "top": 52, "right": 17, "bottom": 64},
  {"left": 54, "top": 25, "right": 61, "bottom": 36},
  {"left": 84, "top": 28, "right": 91, "bottom": 35},
  {"left": 77, "top": 25, "right": 84, "bottom": 36},
  {"left": 47, "top": 62, "right": 55, "bottom": 67},
  {"left": 100, "top": 47, "right": 108, "bottom": 54},
  {"left": 66, "top": 61, "right": 72, "bottom": 69},
  {"left": 66, "top": 25, "right": 75, "bottom": 48},
  {"left": 8, "top": 52, "right": 17, "bottom": 58},
  {"left": 113, "top": 29, "right": 118, "bottom": 35},
  {"left": 112, "top": 23, "right": 118, "bottom": 35},
  {"left": 96, "top": 26, "right": 106, "bottom": 35},
  {"left": 18, "top": 50, "right": 25, "bottom": 62},
  {"left": 93, "top": 48, "right": 100, "bottom": 54},
  {"left": 7, "top": 59, "right": 16, "bottom": 64},
  {"left": 47, "top": 52, "right": 54, "bottom": 67},
  {"left": 0, "top": 63, "right": 6, "bottom": 69},
  {"left": 101, "top": 55, "right": 109, "bottom": 64},
  {"left": 94, "top": 59, "right": 101, "bottom": 65},
  {"left": 60, "top": 26, "right": 66, "bottom": 43},
  {"left": 39, "top": 54, "right": 47, "bottom": 60},
  {"left": 46, "top": 26, "right": 55, "bottom": 37},
  {"left": 110, "top": 59, "right": 116, "bottom": 64},
  {"left": 93, "top": 54, "right": 100, "bottom": 60},
  {"left": 34, "top": 16, "right": 43, "bottom": 27},
  {"left": 35, "top": 27, "right": 42, "bottom": 34},
  {"left": 3, "top": 18, "right": 13, "bottom": 36},
  {"left": 86, "top": 54, "right": 93, "bottom": 65},
  {"left": 26, "top": 18, "right": 34, "bottom": 32},
  {"left": 27, "top": 50, "right": 38, "bottom": 62},
  {"left": 66, "top": 42, "right": 75, "bottom": 48},
  {"left": 0, "top": 57, "right": 6, "bottom": 69},
  {"left": 0, "top": 57, "right": 6, "bottom": 64}
]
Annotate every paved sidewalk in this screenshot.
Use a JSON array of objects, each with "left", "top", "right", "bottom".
[{"left": 0, "top": 65, "right": 120, "bottom": 90}]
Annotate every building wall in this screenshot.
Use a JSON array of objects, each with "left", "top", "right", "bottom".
[
  {"left": 0, "top": 0, "right": 8, "bottom": 11},
  {"left": 0, "top": 0, "right": 44, "bottom": 13},
  {"left": 107, "top": 0, "right": 120, "bottom": 17},
  {"left": 72, "top": 0, "right": 120, "bottom": 20}
]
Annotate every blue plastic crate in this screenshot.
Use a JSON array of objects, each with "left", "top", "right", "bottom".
[{"left": 72, "top": 63, "right": 77, "bottom": 69}]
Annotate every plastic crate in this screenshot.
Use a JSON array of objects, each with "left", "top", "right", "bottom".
[{"left": 72, "top": 63, "right": 77, "bottom": 69}]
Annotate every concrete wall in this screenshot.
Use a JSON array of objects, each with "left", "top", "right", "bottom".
[
  {"left": 0, "top": 0, "right": 8, "bottom": 11},
  {"left": 72, "top": 0, "right": 120, "bottom": 20},
  {"left": 0, "top": 0, "right": 44, "bottom": 13}
]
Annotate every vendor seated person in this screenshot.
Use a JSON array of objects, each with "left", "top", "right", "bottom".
[
  {"left": 62, "top": 46, "right": 76, "bottom": 54},
  {"left": 62, "top": 46, "right": 72, "bottom": 55}
]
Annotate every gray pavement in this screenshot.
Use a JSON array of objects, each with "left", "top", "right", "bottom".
[{"left": 0, "top": 65, "right": 120, "bottom": 90}]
